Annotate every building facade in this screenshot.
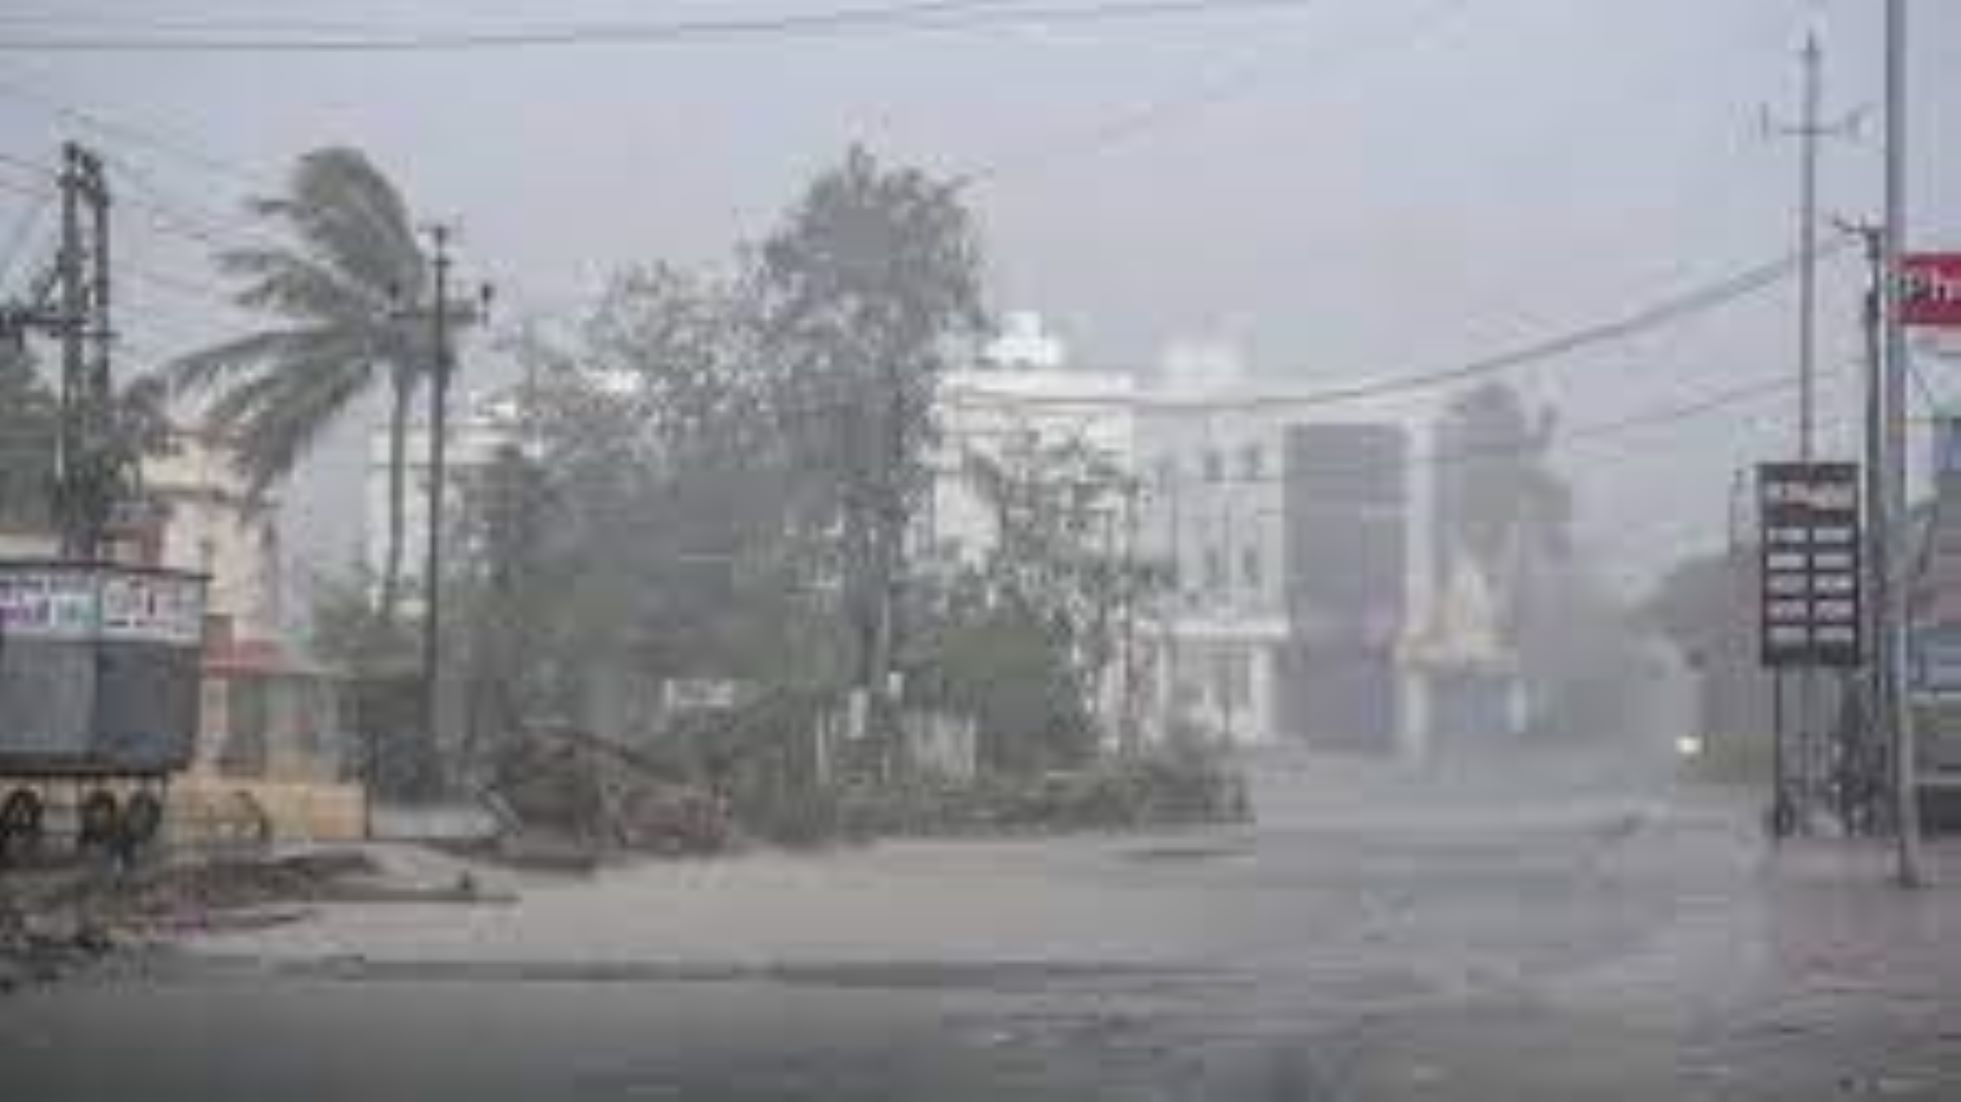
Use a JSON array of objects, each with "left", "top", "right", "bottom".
[
  {"left": 363, "top": 396, "right": 523, "bottom": 613},
  {"left": 1132, "top": 344, "right": 1438, "bottom": 751},
  {"left": 926, "top": 312, "right": 1143, "bottom": 742}
]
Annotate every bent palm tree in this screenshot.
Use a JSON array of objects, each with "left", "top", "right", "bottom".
[{"left": 169, "top": 147, "right": 427, "bottom": 630}]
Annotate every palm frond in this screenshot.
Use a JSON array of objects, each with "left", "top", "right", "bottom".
[
  {"left": 217, "top": 247, "right": 395, "bottom": 323},
  {"left": 165, "top": 329, "right": 321, "bottom": 395},
  {"left": 212, "top": 335, "right": 378, "bottom": 492},
  {"left": 282, "top": 148, "right": 424, "bottom": 300}
]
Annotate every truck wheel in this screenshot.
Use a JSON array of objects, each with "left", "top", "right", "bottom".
[
  {"left": 78, "top": 790, "right": 121, "bottom": 852},
  {"left": 0, "top": 788, "right": 44, "bottom": 863}
]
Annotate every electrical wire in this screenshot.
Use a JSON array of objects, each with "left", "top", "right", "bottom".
[
  {"left": 949, "top": 239, "right": 1854, "bottom": 414},
  {"left": 0, "top": 66, "right": 273, "bottom": 189},
  {"left": 0, "top": 187, "right": 46, "bottom": 291},
  {"left": 0, "top": 0, "right": 1318, "bottom": 54},
  {"left": 956, "top": 0, "right": 1465, "bottom": 187}
]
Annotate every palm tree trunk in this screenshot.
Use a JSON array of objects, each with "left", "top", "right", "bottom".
[{"left": 378, "top": 373, "right": 413, "bottom": 630}]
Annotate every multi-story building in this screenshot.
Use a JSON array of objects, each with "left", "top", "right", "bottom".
[
  {"left": 927, "top": 312, "right": 1142, "bottom": 743},
  {"left": 363, "top": 394, "right": 523, "bottom": 613},
  {"left": 930, "top": 312, "right": 1138, "bottom": 564},
  {"left": 1133, "top": 343, "right": 1438, "bottom": 752}
]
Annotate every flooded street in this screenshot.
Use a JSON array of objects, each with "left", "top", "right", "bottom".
[{"left": 4, "top": 749, "right": 1956, "bottom": 1099}]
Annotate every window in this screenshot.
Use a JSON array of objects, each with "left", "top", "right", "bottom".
[
  {"left": 1203, "top": 449, "right": 1224, "bottom": 483},
  {"left": 1154, "top": 454, "right": 1177, "bottom": 490},
  {"left": 1240, "top": 443, "right": 1263, "bottom": 481},
  {"left": 1210, "top": 648, "right": 1251, "bottom": 709},
  {"left": 1242, "top": 544, "right": 1262, "bottom": 590},
  {"left": 1203, "top": 546, "right": 1225, "bottom": 592}
]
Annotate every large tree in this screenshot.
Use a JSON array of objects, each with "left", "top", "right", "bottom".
[
  {"left": 168, "top": 147, "right": 428, "bottom": 628},
  {"left": 753, "top": 145, "right": 986, "bottom": 751}
]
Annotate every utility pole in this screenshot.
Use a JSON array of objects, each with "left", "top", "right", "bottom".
[
  {"left": 1763, "top": 31, "right": 1861, "bottom": 834},
  {"left": 395, "top": 224, "right": 489, "bottom": 793},
  {"left": 423, "top": 224, "right": 452, "bottom": 786},
  {"left": 0, "top": 143, "right": 114, "bottom": 560},
  {"left": 1163, "top": 458, "right": 1184, "bottom": 739},
  {"left": 1880, "top": 0, "right": 1926, "bottom": 888},
  {"left": 866, "top": 354, "right": 907, "bottom": 779},
  {"left": 49, "top": 143, "right": 111, "bottom": 560},
  {"left": 55, "top": 144, "right": 84, "bottom": 556},
  {"left": 1119, "top": 473, "right": 1141, "bottom": 753},
  {"left": 1841, "top": 221, "right": 1890, "bottom": 834}
]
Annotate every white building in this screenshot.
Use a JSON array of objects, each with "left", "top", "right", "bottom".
[
  {"left": 363, "top": 394, "right": 523, "bottom": 613},
  {"left": 931, "top": 312, "right": 1139, "bottom": 564},
  {"left": 1132, "top": 342, "right": 1288, "bottom": 747},
  {"left": 1132, "top": 343, "right": 1441, "bottom": 752},
  {"left": 926, "top": 312, "right": 1143, "bottom": 741}
]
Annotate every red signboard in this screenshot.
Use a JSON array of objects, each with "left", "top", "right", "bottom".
[{"left": 1904, "top": 253, "right": 1961, "bottom": 329}]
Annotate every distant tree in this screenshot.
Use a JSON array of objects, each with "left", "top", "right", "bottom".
[
  {"left": 1435, "top": 381, "right": 1572, "bottom": 607},
  {"left": 1436, "top": 381, "right": 1666, "bottom": 742},
  {"left": 0, "top": 342, "right": 56, "bottom": 531},
  {"left": 168, "top": 147, "right": 428, "bottom": 629}
]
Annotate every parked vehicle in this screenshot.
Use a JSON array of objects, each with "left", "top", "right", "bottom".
[{"left": 0, "top": 560, "right": 207, "bottom": 864}]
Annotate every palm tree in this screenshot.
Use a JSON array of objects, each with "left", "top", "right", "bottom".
[{"left": 169, "top": 147, "right": 427, "bottom": 630}]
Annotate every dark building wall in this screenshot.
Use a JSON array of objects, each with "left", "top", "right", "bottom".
[{"left": 1280, "top": 423, "right": 1409, "bottom": 750}]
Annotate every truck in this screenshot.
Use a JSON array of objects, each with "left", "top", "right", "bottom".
[{"left": 0, "top": 560, "right": 207, "bottom": 863}]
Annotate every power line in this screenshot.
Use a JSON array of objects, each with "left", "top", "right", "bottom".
[
  {"left": 0, "top": 66, "right": 274, "bottom": 189},
  {"left": 0, "top": 0, "right": 1318, "bottom": 54},
  {"left": 0, "top": 144, "right": 277, "bottom": 255},
  {"left": 1116, "top": 367, "right": 1812, "bottom": 490},
  {"left": 955, "top": 0, "right": 1465, "bottom": 187},
  {"left": 949, "top": 240, "right": 1853, "bottom": 413}
]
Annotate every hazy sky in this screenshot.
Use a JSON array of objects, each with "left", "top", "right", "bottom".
[{"left": 0, "top": 0, "right": 1957, "bottom": 597}]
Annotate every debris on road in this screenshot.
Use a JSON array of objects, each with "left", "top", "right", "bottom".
[
  {"left": 486, "top": 727, "right": 732, "bottom": 861},
  {"left": 2, "top": 847, "right": 511, "bottom": 993}
]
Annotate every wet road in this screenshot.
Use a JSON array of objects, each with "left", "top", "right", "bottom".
[{"left": 3, "top": 748, "right": 1958, "bottom": 1099}]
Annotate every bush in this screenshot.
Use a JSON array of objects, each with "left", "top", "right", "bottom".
[{"left": 832, "top": 749, "right": 1251, "bottom": 839}]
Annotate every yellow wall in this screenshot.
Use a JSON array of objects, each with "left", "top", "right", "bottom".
[{"left": 169, "top": 772, "right": 368, "bottom": 844}]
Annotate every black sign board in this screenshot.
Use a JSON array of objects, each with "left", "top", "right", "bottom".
[{"left": 1758, "top": 461, "right": 1863, "bottom": 668}]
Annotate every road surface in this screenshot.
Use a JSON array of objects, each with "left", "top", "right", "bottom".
[{"left": 2, "top": 747, "right": 1957, "bottom": 1099}]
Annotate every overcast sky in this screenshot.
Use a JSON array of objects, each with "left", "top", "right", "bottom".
[{"left": 0, "top": 0, "right": 1957, "bottom": 597}]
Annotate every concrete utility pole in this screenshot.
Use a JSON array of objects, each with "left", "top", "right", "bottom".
[
  {"left": 1119, "top": 473, "right": 1142, "bottom": 753},
  {"left": 51, "top": 143, "right": 111, "bottom": 560},
  {"left": 0, "top": 143, "right": 114, "bottom": 559},
  {"left": 423, "top": 224, "right": 452, "bottom": 774},
  {"left": 869, "top": 355, "right": 907, "bottom": 778},
  {"left": 396, "top": 224, "right": 490, "bottom": 789},
  {"left": 1880, "top": 0, "right": 1926, "bottom": 888},
  {"left": 1839, "top": 221, "right": 1891, "bottom": 835},
  {"left": 55, "top": 144, "right": 84, "bottom": 554}
]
